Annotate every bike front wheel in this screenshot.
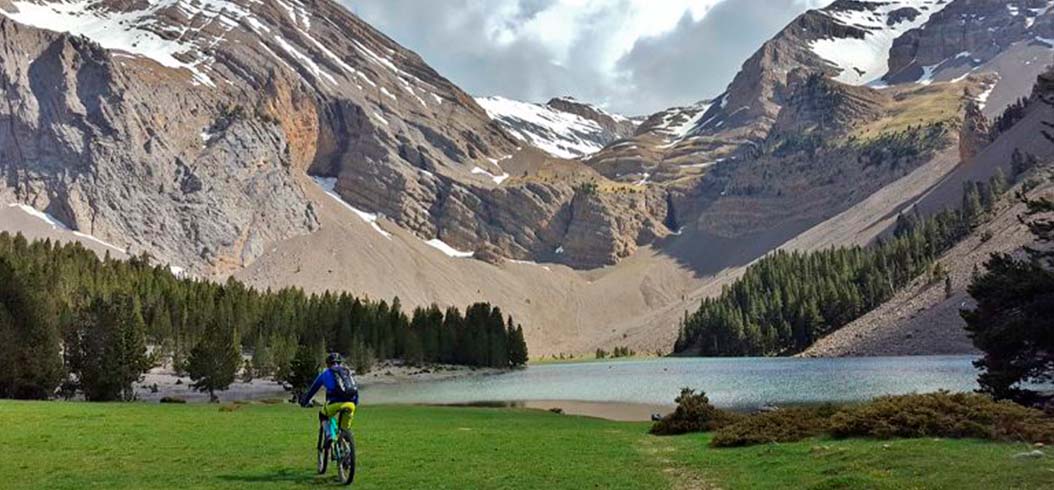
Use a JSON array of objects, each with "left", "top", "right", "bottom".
[
  {"left": 316, "top": 422, "right": 330, "bottom": 475},
  {"left": 336, "top": 429, "right": 356, "bottom": 485}
]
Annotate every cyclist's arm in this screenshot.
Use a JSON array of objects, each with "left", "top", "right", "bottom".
[{"left": 300, "top": 372, "right": 325, "bottom": 406}]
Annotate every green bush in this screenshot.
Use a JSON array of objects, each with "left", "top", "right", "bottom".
[
  {"left": 710, "top": 405, "right": 837, "bottom": 447},
  {"left": 653, "top": 390, "right": 1054, "bottom": 448},
  {"left": 159, "top": 397, "right": 186, "bottom": 404},
  {"left": 829, "top": 392, "right": 1054, "bottom": 443},
  {"left": 650, "top": 388, "right": 740, "bottom": 435}
]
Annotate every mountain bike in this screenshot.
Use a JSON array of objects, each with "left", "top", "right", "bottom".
[{"left": 316, "top": 406, "right": 356, "bottom": 485}]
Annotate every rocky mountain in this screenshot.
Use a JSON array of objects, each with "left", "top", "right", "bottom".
[
  {"left": 584, "top": 0, "right": 1054, "bottom": 241},
  {"left": 885, "top": 0, "right": 1054, "bottom": 85},
  {"left": 587, "top": 0, "right": 954, "bottom": 181},
  {"left": 805, "top": 68, "right": 1054, "bottom": 357},
  {"left": 2, "top": 0, "right": 1054, "bottom": 356},
  {"left": 0, "top": 0, "right": 526, "bottom": 274},
  {"left": 586, "top": 100, "right": 716, "bottom": 184},
  {"left": 0, "top": 0, "right": 672, "bottom": 272},
  {"left": 475, "top": 96, "right": 636, "bottom": 159}
]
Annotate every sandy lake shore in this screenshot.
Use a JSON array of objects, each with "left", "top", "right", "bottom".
[{"left": 134, "top": 360, "right": 503, "bottom": 403}]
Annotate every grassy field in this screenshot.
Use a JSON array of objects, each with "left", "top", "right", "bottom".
[{"left": 1, "top": 401, "right": 1050, "bottom": 490}]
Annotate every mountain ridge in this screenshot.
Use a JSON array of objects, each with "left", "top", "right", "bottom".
[
  {"left": 2, "top": 0, "right": 1053, "bottom": 356},
  {"left": 474, "top": 95, "right": 636, "bottom": 159}
]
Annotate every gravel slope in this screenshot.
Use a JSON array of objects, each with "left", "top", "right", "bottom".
[{"left": 803, "top": 174, "right": 1052, "bottom": 357}]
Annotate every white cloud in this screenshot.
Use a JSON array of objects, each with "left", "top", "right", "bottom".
[
  {"left": 513, "top": 0, "right": 722, "bottom": 64},
  {"left": 348, "top": 0, "right": 831, "bottom": 114}
]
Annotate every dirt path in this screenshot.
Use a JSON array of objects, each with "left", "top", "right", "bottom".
[{"left": 638, "top": 436, "right": 719, "bottom": 490}]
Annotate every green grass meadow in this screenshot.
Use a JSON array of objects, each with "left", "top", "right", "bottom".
[{"left": 1, "top": 401, "right": 1050, "bottom": 489}]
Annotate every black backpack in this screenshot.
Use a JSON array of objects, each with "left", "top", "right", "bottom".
[{"left": 329, "top": 365, "right": 358, "bottom": 402}]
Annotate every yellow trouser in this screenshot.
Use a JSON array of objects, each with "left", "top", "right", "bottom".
[{"left": 322, "top": 402, "right": 357, "bottom": 431}]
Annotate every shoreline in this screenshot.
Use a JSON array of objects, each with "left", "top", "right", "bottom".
[
  {"left": 133, "top": 360, "right": 505, "bottom": 403},
  {"left": 426, "top": 400, "right": 672, "bottom": 422},
  {"left": 522, "top": 400, "right": 671, "bottom": 422}
]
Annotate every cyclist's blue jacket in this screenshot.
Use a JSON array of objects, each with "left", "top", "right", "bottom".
[{"left": 301, "top": 366, "right": 358, "bottom": 406}]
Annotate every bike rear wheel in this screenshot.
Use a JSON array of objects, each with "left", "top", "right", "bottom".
[
  {"left": 336, "top": 429, "right": 356, "bottom": 485},
  {"left": 316, "top": 421, "right": 330, "bottom": 475}
]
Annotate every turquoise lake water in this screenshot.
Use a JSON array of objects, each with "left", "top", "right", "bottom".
[{"left": 364, "top": 356, "right": 980, "bottom": 409}]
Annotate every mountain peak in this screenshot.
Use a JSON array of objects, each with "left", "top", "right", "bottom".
[
  {"left": 809, "top": 0, "right": 951, "bottom": 86},
  {"left": 476, "top": 95, "right": 635, "bottom": 159}
]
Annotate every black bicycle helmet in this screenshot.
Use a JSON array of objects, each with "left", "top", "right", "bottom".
[{"left": 326, "top": 352, "right": 344, "bottom": 365}]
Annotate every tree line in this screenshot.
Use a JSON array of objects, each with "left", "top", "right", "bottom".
[
  {"left": 964, "top": 190, "right": 1054, "bottom": 407},
  {"left": 963, "top": 90, "right": 1054, "bottom": 408},
  {"left": 674, "top": 171, "right": 1010, "bottom": 356},
  {"left": 0, "top": 233, "right": 527, "bottom": 401}
]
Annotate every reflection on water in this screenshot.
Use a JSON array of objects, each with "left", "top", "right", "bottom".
[{"left": 364, "top": 356, "right": 979, "bottom": 410}]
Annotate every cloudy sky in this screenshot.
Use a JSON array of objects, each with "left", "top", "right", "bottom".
[{"left": 345, "top": 0, "right": 832, "bottom": 115}]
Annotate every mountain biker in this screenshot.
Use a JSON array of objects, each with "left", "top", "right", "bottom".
[{"left": 300, "top": 353, "right": 359, "bottom": 442}]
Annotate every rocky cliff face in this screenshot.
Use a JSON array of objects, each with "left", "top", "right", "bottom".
[
  {"left": 579, "top": 1, "right": 986, "bottom": 244},
  {"left": 1, "top": 0, "right": 1045, "bottom": 275},
  {"left": 583, "top": 0, "right": 1049, "bottom": 242},
  {"left": 584, "top": 0, "right": 951, "bottom": 183},
  {"left": 0, "top": 0, "right": 528, "bottom": 273},
  {"left": 885, "top": 0, "right": 1054, "bottom": 84},
  {"left": 0, "top": 0, "right": 670, "bottom": 271},
  {"left": 695, "top": 72, "right": 969, "bottom": 238},
  {"left": 0, "top": 15, "right": 320, "bottom": 274},
  {"left": 768, "top": 69, "right": 889, "bottom": 141}
]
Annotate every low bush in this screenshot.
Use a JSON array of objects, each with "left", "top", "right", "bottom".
[
  {"left": 652, "top": 389, "right": 1054, "bottom": 448},
  {"left": 650, "top": 388, "right": 741, "bottom": 435},
  {"left": 159, "top": 397, "right": 186, "bottom": 404},
  {"left": 710, "top": 405, "right": 837, "bottom": 447},
  {"left": 829, "top": 391, "right": 1054, "bottom": 443}
]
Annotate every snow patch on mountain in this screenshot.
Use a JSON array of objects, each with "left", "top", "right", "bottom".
[
  {"left": 0, "top": 0, "right": 257, "bottom": 86},
  {"left": 471, "top": 166, "right": 510, "bottom": 185},
  {"left": 425, "top": 239, "right": 474, "bottom": 258},
  {"left": 0, "top": 0, "right": 434, "bottom": 96},
  {"left": 475, "top": 96, "right": 626, "bottom": 159},
  {"left": 652, "top": 100, "right": 714, "bottom": 148},
  {"left": 313, "top": 177, "right": 391, "bottom": 239},
  {"left": 810, "top": 0, "right": 951, "bottom": 86},
  {"left": 7, "top": 203, "right": 124, "bottom": 252}
]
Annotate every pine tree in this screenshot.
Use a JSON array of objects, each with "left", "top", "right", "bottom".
[
  {"left": 0, "top": 260, "right": 62, "bottom": 399},
  {"left": 186, "top": 319, "right": 240, "bottom": 402},
  {"left": 676, "top": 189, "right": 988, "bottom": 357},
  {"left": 284, "top": 341, "right": 322, "bottom": 400},
  {"left": 962, "top": 181, "right": 983, "bottom": 223},
  {"left": 347, "top": 335, "right": 375, "bottom": 374},
  {"left": 508, "top": 324, "right": 529, "bottom": 367},
  {"left": 963, "top": 194, "right": 1054, "bottom": 405},
  {"left": 66, "top": 294, "right": 153, "bottom": 401},
  {"left": 0, "top": 229, "right": 534, "bottom": 402},
  {"left": 487, "top": 307, "right": 509, "bottom": 368},
  {"left": 404, "top": 331, "right": 424, "bottom": 367},
  {"left": 250, "top": 335, "right": 273, "bottom": 378},
  {"left": 990, "top": 168, "right": 1008, "bottom": 196}
]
